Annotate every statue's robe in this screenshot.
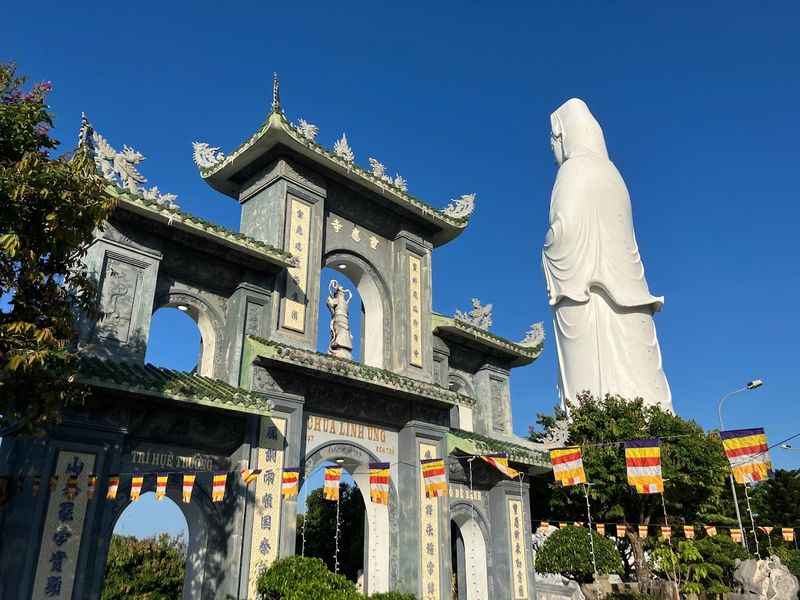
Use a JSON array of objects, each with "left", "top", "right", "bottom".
[{"left": 543, "top": 98, "right": 672, "bottom": 411}]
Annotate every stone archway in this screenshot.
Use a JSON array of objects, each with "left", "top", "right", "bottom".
[
  {"left": 303, "top": 441, "right": 397, "bottom": 595},
  {"left": 153, "top": 290, "right": 224, "bottom": 377},
  {"left": 323, "top": 251, "right": 392, "bottom": 369},
  {"left": 450, "top": 502, "right": 490, "bottom": 600}
]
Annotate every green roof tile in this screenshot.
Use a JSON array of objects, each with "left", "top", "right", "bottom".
[{"left": 447, "top": 429, "right": 550, "bottom": 468}]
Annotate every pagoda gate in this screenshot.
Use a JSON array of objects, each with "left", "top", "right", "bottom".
[{"left": 0, "top": 79, "right": 551, "bottom": 600}]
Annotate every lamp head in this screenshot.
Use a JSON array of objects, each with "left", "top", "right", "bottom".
[{"left": 746, "top": 379, "right": 764, "bottom": 390}]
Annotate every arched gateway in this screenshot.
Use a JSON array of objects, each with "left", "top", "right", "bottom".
[{"left": 0, "top": 81, "right": 551, "bottom": 600}]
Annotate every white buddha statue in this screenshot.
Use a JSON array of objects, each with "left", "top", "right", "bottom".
[{"left": 543, "top": 98, "right": 673, "bottom": 411}]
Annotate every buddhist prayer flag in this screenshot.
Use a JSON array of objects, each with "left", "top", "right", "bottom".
[
  {"left": 212, "top": 473, "right": 227, "bottom": 502},
  {"left": 420, "top": 458, "right": 447, "bottom": 498},
  {"left": 281, "top": 468, "right": 300, "bottom": 498},
  {"left": 369, "top": 462, "right": 390, "bottom": 505},
  {"left": 106, "top": 475, "right": 120, "bottom": 500},
  {"left": 705, "top": 525, "right": 717, "bottom": 537},
  {"left": 720, "top": 428, "right": 774, "bottom": 484},
  {"left": 758, "top": 526, "right": 773, "bottom": 536},
  {"left": 661, "top": 526, "right": 672, "bottom": 539},
  {"left": 574, "top": 521, "right": 584, "bottom": 527},
  {"left": 130, "top": 475, "right": 144, "bottom": 501},
  {"left": 240, "top": 468, "right": 262, "bottom": 485},
  {"left": 596, "top": 523, "right": 605, "bottom": 536},
  {"left": 625, "top": 439, "right": 664, "bottom": 494},
  {"left": 638, "top": 525, "right": 649, "bottom": 539},
  {"left": 731, "top": 528, "right": 742, "bottom": 543},
  {"left": 616, "top": 524, "right": 626, "bottom": 538},
  {"left": 480, "top": 453, "right": 521, "bottom": 479},
  {"left": 156, "top": 474, "right": 168, "bottom": 500},
  {"left": 323, "top": 467, "right": 342, "bottom": 501},
  {"left": 684, "top": 526, "right": 695, "bottom": 539},
  {"left": 182, "top": 474, "right": 196, "bottom": 503},
  {"left": 559, "top": 522, "right": 568, "bottom": 529},
  {"left": 88, "top": 474, "right": 97, "bottom": 499},
  {"left": 783, "top": 528, "right": 795, "bottom": 542},
  {"left": 65, "top": 476, "right": 78, "bottom": 499},
  {"left": 549, "top": 447, "right": 587, "bottom": 487},
  {"left": 49, "top": 475, "right": 59, "bottom": 492}
]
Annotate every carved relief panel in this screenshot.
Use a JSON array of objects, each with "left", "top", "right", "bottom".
[
  {"left": 96, "top": 255, "right": 143, "bottom": 343},
  {"left": 281, "top": 196, "right": 312, "bottom": 333}
]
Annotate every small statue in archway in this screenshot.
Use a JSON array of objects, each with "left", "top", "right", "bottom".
[{"left": 327, "top": 280, "right": 354, "bottom": 360}]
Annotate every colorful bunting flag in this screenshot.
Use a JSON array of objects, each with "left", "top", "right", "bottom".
[
  {"left": 182, "top": 474, "right": 196, "bottom": 503},
  {"left": 574, "top": 521, "right": 584, "bottom": 527},
  {"left": 625, "top": 439, "right": 664, "bottom": 494},
  {"left": 369, "top": 462, "right": 390, "bottom": 505},
  {"left": 420, "top": 458, "right": 447, "bottom": 498},
  {"left": 705, "top": 525, "right": 717, "bottom": 537},
  {"left": 720, "top": 428, "right": 774, "bottom": 485},
  {"left": 758, "top": 526, "right": 773, "bottom": 536},
  {"left": 130, "top": 475, "right": 144, "bottom": 501},
  {"left": 32, "top": 476, "right": 41, "bottom": 497},
  {"left": 783, "top": 528, "right": 795, "bottom": 542},
  {"left": 596, "top": 523, "right": 605, "bottom": 536},
  {"left": 661, "top": 526, "right": 672, "bottom": 539},
  {"left": 480, "top": 453, "right": 521, "bottom": 479},
  {"left": 549, "top": 447, "right": 587, "bottom": 487},
  {"left": 638, "top": 525, "right": 649, "bottom": 539},
  {"left": 212, "top": 473, "right": 227, "bottom": 502},
  {"left": 49, "top": 475, "right": 59, "bottom": 493},
  {"left": 156, "top": 474, "right": 168, "bottom": 500},
  {"left": 731, "top": 528, "right": 742, "bottom": 543},
  {"left": 323, "top": 467, "right": 342, "bottom": 501},
  {"left": 240, "top": 468, "right": 262, "bottom": 485},
  {"left": 107, "top": 475, "right": 120, "bottom": 500},
  {"left": 559, "top": 522, "right": 568, "bottom": 529},
  {"left": 281, "top": 468, "right": 300, "bottom": 498},
  {"left": 684, "top": 526, "right": 695, "bottom": 539},
  {"left": 88, "top": 474, "right": 97, "bottom": 499},
  {"left": 65, "top": 476, "right": 78, "bottom": 499},
  {"left": 616, "top": 524, "right": 626, "bottom": 538}
]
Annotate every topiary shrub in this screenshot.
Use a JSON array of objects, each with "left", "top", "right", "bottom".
[
  {"left": 369, "top": 593, "right": 417, "bottom": 600},
  {"left": 535, "top": 525, "right": 624, "bottom": 583},
  {"left": 256, "top": 556, "right": 360, "bottom": 600}
]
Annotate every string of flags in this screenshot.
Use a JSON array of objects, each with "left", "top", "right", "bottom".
[{"left": 534, "top": 520, "right": 798, "bottom": 542}]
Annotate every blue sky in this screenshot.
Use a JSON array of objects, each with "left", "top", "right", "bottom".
[{"left": 5, "top": 1, "right": 800, "bottom": 534}]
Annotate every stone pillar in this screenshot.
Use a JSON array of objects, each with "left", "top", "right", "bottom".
[
  {"left": 392, "top": 232, "right": 434, "bottom": 383},
  {"left": 488, "top": 479, "right": 537, "bottom": 600},
  {"left": 395, "top": 420, "right": 451, "bottom": 599},
  {"left": 472, "top": 364, "right": 512, "bottom": 436},
  {"left": 78, "top": 236, "right": 161, "bottom": 364},
  {"left": 221, "top": 282, "right": 272, "bottom": 387}
]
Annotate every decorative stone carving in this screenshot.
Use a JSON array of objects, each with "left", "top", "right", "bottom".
[
  {"left": 544, "top": 98, "right": 672, "bottom": 410},
  {"left": 81, "top": 115, "right": 179, "bottom": 209},
  {"left": 97, "top": 258, "right": 141, "bottom": 342},
  {"left": 733, "top": 556, "right": 799, "bottom": 599},
  {"left": 192, "top": 142, "right": 225, "bottom": 169},
  {"left": 521, "top": 322, "right": 545, "bottom": 348},
  {"left": 295, "top": 118, "right": 319, "bottom": 142},
  {"left": 454, "top": 298, "right": 492, "bottom": 330},
  {"left": 393, "top": 174, "right": 407, "bottom": 191},
  {"left": 327, "top": 280, "right": 354, "bottom": 360},
  {"left": 443, "top": 193, "right": 476, "bottom": 219},
  {"left": 272, "top": 72, "right": 281, "bottom": 113},
  {"left": 491, "top": 379, "right": 506, "bottom": 432},
  {"left": 368, "top": 157, "right": 391, "bottom": 182},
  {"left": 333, "top": 133, "right": 354, "bottom": 163}
]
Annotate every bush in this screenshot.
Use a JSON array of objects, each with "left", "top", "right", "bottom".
[
  {"left": 773, "top": 546, "right": 800, "bottom": 580},
  {"left": 256, "top": 556, "right": 360, "bottom": 600},
  {"left": 102, "top": 533, "right": 186, "bottom": 600},
  {"left": 693, "top": 534, "right": 748, "bottom": 589},
  {"left": 534, "top": 525, "right": 624, "bottom": 583}
]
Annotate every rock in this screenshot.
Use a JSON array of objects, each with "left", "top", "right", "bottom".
[{"left": 733, "top": 555, "right": 799, "bottom": 599}]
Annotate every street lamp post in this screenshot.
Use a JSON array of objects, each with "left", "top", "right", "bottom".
[{"left": 717, "top": 379, "right": 764, "bottom": 552}]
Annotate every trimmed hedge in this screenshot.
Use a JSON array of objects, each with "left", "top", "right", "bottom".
[{"left": 535, "top": 525, "right": 624, "bottom": 583}]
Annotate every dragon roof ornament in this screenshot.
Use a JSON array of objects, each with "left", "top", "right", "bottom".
[
  {"left": 455, "top": 298, "right": 493, "bottom": 330},
  {"left": 79, "top": 114, "right": 179, "bottom": 210},
  {"left": 294, "top": 118, "right": 319, "bottom": 142},
  {"left": 192, "top": 142, "right": 226, "bottom": 169},
  {"left": 443, "top": 193, "right": 476, "bottom": 220},
  {"left": 520, "top": 322, "right": 545, "bottom": 348},
  {"left": 333, "top": 133, "right": 354, "bottom": 163}
]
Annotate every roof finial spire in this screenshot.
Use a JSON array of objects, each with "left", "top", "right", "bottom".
[
  {"left": 78, "top": 112, "right": 93, "bottom": 149},
  {"left": 272, "top": 72, "right": 281, "bottom": 113}
]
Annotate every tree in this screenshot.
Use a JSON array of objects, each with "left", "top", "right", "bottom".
[
  {"left": 750, "top": 469, "right": 800, "bottom": 527},
  {"left": 530, "top": 393, "right": 730, "bottom": 577},
  {"left": 102, "top": 533, "right": 186, "bottom": 600},
  {"left": 296, "top": 483, "right": 365, "bottom": 583},
  {"left": 534, "top": 525, "right": 624, "bottom": 583},
  {"left": 0, "top": 63, "right": 112, "bottom": 434}
]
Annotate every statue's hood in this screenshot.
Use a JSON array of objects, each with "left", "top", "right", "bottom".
[{"left": 551, "top": 98, "right": 609, "bottom": 161}]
